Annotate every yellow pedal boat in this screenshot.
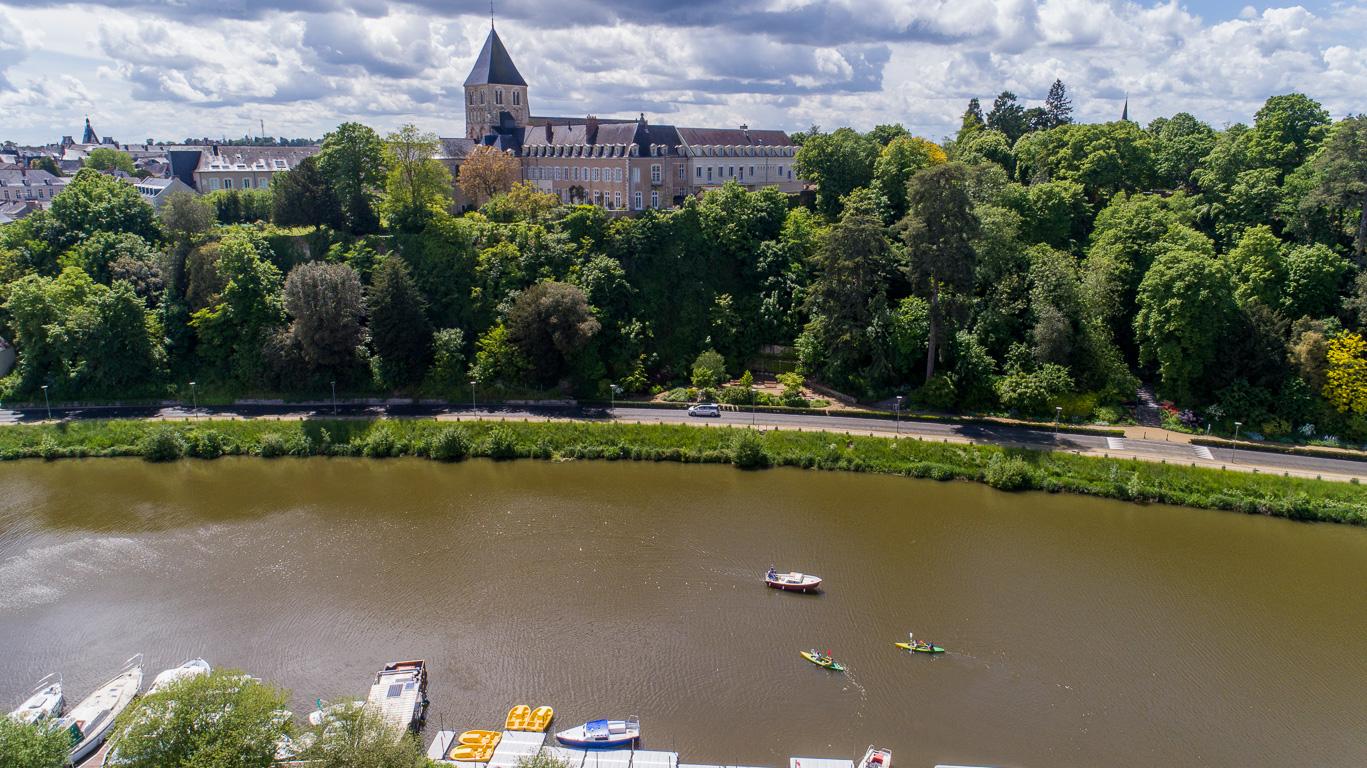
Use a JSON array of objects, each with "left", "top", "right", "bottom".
[
  {"left": 526, "top": 706, "right": 554, "bottom": 732},
  {"left": 506, "top": 704, "right": 531, "bottom": 731},
  {"left": 459, "top": 730, "right": 502, "bottom": 746},
  {"left": 449, "top": 744, "right": 497, "bottom": 762}
]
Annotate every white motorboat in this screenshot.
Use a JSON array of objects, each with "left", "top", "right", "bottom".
[
  {"left": 554, "top": 716, "right": 640, "bottom": 748},
  {"left": 147, "top": 658, "right": 211, "bottom": 695},
  {"left": 307, "top": 698, "right": 364, "bottom": 727},
  {"left": 765, "top": 568, "right": 822, "bottom": 592},
  {"left": 858, "top": 745, "right": 892, "bottom": 768},
  {"left": 9, "top": 673, "right": 63, "bottom": 724},
  {"left": 55, "top": 654, "right": 143, "bottom": 766}
]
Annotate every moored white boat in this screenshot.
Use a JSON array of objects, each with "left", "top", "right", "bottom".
[
  {"left": 55, "top": 654, "right": 143, "bottom": 765},
  {"left": 147, "top": 658, "right": 211, "bottom": 695},
  {"left": 365, "top": 659, "right": 428, "bottom": 733},
  {"left": 9, "top": 673, "right": 63, "bottom": 724},
  {"left": 765, "top": 568, "right": 822, "bottom": 592},
  {"left": 555, "top": 716, "right": 640, "bottom": 748},
  {"left": 857, "top": 745, "right": 891, "bottom": 768}
]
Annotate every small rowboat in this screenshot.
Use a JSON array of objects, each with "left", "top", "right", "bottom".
[
  {"left": 895, "top": 642, "right": 945, "bottom": 654},
  {"left": 765, "top": 569, "right": 822, "bottom": 592},
  {"left": 9, "top": 673, "right": 63, "bottom": 725},
  {"left": 800, "top": 651, "right": 845, "bottom": 671},
  {"left": 555, "top": 716, "right": 640, "bottom": 748},
  {"left": 857, "top": 745, "right": 892, "bottom": 768}
]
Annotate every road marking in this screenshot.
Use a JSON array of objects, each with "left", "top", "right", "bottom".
[
  {"left": 1194, "top": 446, "right": 1214, "bottom": 460},
  {"left": 1107, "top": 437, "right": 1127, "bottom": 450}
]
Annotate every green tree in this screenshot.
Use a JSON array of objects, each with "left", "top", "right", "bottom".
[
  {"left": 1042, "top": 80, "right": 1073, "bottom": 129},
  {"left": 873, "top": 135, "right": 945, "bottom": 222},
  {"left": 272, "top": 156, "right": 343, "bottom": 230},
  {"left": 1281, "top": 243, "right": 1349, "bottom": 319},
  {"left": 318, "top": 122, "right": 387, "bottom": 235},
  {"left": 471, "top": 323, "right": 529, "bottom": 386},
  {"left": 283, "top": 261, "right": 366, "bottom": 369},
  {"left": 1225, "top": 224, "right": 1286, "bottom": 308},
  {"left": 108, "top": 669, "right": 292, "bottom": 768},
  {"left": 381, "top": 124, "right": 452, "bottom": 233},
  {"left": 1134, "top": 247, "right": 1236, "bottom": 402},
  {"left": 368, "top": 256, "right": 433, "bottom": 386},
  {"left": 1248, "top": 93, "right": 1330, "bottom": 179},
  {"left": 426, "top": 328, "right": 467, "bottom": 389},
  {"left": 60, "top": 231, "right": 158, "bottom": 283},
  {"left": 0, "top": 716, "right": 69, "bottom": 768},
  {"left": 1014, "top": 122, "right": 1156, "bottom": 203},
  {"left": 793, "top": 128, "right": 879, "bottom": 217},
  {"left": 691, "top": 348, "right": 727, "bottom": 388},
  {"left": 902, "top": 163, "right": 981, "bottom": 381},
  {"left": 85, "top": 147, "right": 136, "bottom": 174},
  {"left": 3, "top": 266, "right": 167, "bottom": 397},
  {"left": 954, "top": 98, "right": 986, "bottom": 146},
  {"left": 986, "top": 91, "right": 1027, "bottom": 144},
  {"left": 802, "top": 211, "right": 892, "bottom": 387},
  {"left": 190, "top": 229, "right": 286, "bottom": 385},
  {"left": 300, "top": 697, "right": 428, "bottom": 768},
  {"left": 1150, "top": 112, "right": 1216, "bottom": 190},
  {"left": 48, "top": 168, "right": 159, "bottom": 248},
  {"left": 505, "top": 281, "right": 601, "bottom": 383},
  {"left": 29, "top": 156, "right": 63, "bottom": 177},
  {"left": 1296, "top": 115, "right": 1367, "bottom": 263}
]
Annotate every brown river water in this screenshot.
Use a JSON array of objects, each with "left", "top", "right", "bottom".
[{"left": 1, "top": 458, "right": 1364, "bottom": 767}]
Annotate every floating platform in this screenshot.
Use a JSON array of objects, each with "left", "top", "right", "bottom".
[
  {"left": 366, "top": 660, "right": 428, "bottom": 733},
  {"left": 791, "top": 759, "right": 855, "bottom": 768},
  {"left": 489, "top": 729, "right": 550, "bottom": 768}
]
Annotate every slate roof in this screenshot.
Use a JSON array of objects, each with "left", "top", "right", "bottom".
[
  {"left": 464, "top": 27, "right": 527, "bottom": 87},
  {"left": 436, "top": 138, "right": 479, "bottom": 160},
  {"left": 675, "top": 127, "right": 794, "bottom": 147}
]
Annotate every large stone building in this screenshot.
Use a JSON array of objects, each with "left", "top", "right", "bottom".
[{"left": 454, "top": 26, "right": 801, "bottom": 211}]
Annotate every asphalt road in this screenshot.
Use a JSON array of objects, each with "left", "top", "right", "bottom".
[{"left": 2, "top": 401, "right": 1364, "bottom": 479}]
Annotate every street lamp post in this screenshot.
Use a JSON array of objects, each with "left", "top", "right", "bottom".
[
  {"left": 611, "top": 384, "right": 621, "bottom": 412},
  {"left": 895, "top": 396, "right": 903, "bottom": 435},
  {"left": 1232, "top": 421, "right": 1243, "bottom": 463},
  {"left": 1055, "top": 406, "right": 1063, "bottom": 442},
  {"left": 751, "top": 386, "right": 756, "bottom": 425},
  {"left": 189, "top": 381, "right": 197, "bottom": 411},
  {"left": 330, "top": 381, "right": 337, "bottom": 416},
  {"left": 41, "top": 385, "right": 50, "bottom": 421},
  {"left": 470, "top": 381, "right": 478, "bottom": 417}
]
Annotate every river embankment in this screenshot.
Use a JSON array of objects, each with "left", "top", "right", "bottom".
[{"left": 0, "top": 418, "right": 1364, "bottom": 524}]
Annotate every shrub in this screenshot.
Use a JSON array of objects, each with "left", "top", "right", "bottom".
[
  {"left": 39, "top": 435, "right": 62, "bottom": 461},
  {"left": 912, "top": 374, "right": 957, "bottom": 410},
  {"left": 428, "top": 426, "right": 470, "bottom": 461},
  {"left": 257, "top": 433, "right": 288, "bottom": 458},
  {"left": 730, "top": 430, "right": 769, "bottom": 468},
  {"left": 983, "top": 453, "right": 1034, "bottom": 491},
  {"left": 717, "top": 386, "right": 751, "bottom": 405},
  {"left": 140, "top": 426, "right": 185, "bottom": 462},
  {"left": 699, "top": 386, "right": 719, "bottom": 403},
  {"left": 662, "top": 388, "right": 691, "bottom": 403},
  {"left": 485, "top": 426, "right": 518, "bottom": 459},
  {"left": 362, "top": 425, "right": 398, "bottom": 457},
  {"left": 187, "top": 429, "right": 226, "bottom": 459},
  {"left": 691, "top": 349, "right": 726, "bottom": 388}
]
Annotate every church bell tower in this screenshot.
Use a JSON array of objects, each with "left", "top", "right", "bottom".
[{"left": 464, "top": 26, "right": 530, "bottom": 140}]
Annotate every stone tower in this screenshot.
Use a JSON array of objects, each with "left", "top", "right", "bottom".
[{"left": 464, "top": 26, "right": 529, "bottom": 140}]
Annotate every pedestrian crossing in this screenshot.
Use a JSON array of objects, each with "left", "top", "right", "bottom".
[
  {"left": 1107, "top": 437, "right": 1126, "bottom": 450},
  {"left": 1194, "top": 446, "right": 1214, "bottom": 460}
]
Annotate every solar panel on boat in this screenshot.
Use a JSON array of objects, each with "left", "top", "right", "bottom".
[{"left": 387, "top": 684, "right": 403, "bottom": 698}]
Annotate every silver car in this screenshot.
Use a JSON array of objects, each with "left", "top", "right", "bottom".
[{"left": 687, "top": 403, "right": 721, "bottom": 417}]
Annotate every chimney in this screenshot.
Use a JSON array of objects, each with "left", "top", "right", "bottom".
[
  {"left": 545, "top": 124, "right": 553, "bottom": 142},
  {"left": 586, "top": 115, "right": 598, "bottom": 141}
]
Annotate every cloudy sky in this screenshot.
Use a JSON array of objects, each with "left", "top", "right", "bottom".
[{"left": 0, "top": 0, "right": 1363, "bottom": 146}]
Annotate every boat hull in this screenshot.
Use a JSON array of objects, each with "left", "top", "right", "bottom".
[
  {"left": 894, "top": 642, "right": 944, "bottom": 653},
  {"left": 555, "top": 718, "right": 640, "bottom": 749},
  {"left": 555, "top": 733, "right": 639, "bottom": 749}
]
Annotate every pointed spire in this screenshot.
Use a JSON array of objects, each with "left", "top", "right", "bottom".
[
  {"left": 1121, "top": 96, "right": 1129, "bottom": 122},
  {"left": 464, "top": 26, "right": 526, "bottom": 87}
]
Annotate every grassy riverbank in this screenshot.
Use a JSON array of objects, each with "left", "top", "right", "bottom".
[{"left": 2, "top": 418, "right": 1364, "bottom": 525}]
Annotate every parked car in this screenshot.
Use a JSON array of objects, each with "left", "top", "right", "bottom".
[{"left": 687, "top": 403, "right": 721, "bottom": 417}]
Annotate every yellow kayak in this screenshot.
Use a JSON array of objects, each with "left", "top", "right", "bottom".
[
  {"left": 449, "top": 744, "right": 496, "bottom": 762},
  {"left": 506, "top": 704, "right": 531, "bottom": 731},
  {"left": 527, "top": 706, "right": 554, "bottom": 732},
  {"left": 459, "top": 730, "right": 502, "bottom": 746}
]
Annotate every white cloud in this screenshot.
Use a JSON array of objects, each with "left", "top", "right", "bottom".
[{"left": 0, "top": 0, "right": 1364, "bottom": 145}]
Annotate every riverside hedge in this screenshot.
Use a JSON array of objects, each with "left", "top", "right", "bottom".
[{"left": 1, "top": 418, "right": 1363, "bottom": 525}]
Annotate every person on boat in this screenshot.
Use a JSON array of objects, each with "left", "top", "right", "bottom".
[{"left": 768, "top": 567, "right": 777, "bottom": 580}]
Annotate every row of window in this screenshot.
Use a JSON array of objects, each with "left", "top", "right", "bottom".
[
  {"left": 206, "top": 177, "right": 271, "bottom": 191},
  {"left": 695, "top": 165, "right": 791, "bottom": 182},
  {"left": 468, "top": 88, "right": 522, "bottom": 107},
  {"left": 0, "top": 186, "right": 58, "bottom": 200}
]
